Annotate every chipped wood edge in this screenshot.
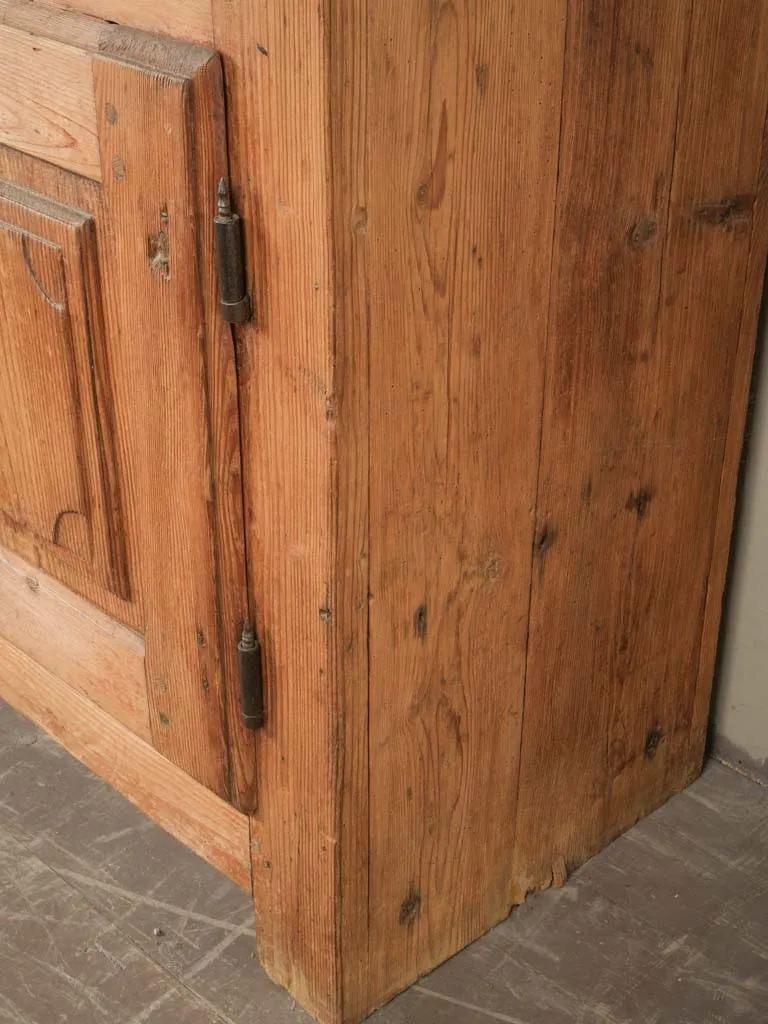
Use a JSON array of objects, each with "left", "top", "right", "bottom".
[
  {"left": 0, "top": 1, "right": 216, "bottom": 76},
  {"left": 42, "top": 0, "right": 214, "bottom": 46}
]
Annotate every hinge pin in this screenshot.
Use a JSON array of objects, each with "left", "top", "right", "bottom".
[
  {"left": 238, "top": 617, "right": 264, "bottom": 730},
  {"left": 215, "top": 177, "right": 252, "bottom": 324}
]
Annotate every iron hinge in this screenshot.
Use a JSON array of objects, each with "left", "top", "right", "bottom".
[
  {"left": 238, "top": 619, "right": 264, "bottom": 730},
  {"left": 215, "top": 178, "right": 251, "bottom": 324}
]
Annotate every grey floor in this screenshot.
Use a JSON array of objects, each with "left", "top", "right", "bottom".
[{"left": 0, "top": 700, "right": 766, "bottom": 1024}]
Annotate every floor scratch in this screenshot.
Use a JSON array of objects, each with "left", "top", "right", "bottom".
[
  {"left": 55, "top": 869, "right": 256, "bottom": 935},
  {"left": 413, "top": 986, "right": 529, "bottom": 1023}
]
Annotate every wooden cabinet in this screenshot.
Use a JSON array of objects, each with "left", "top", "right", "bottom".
[{"left": 1, "top": 2, "right": 767, "bottom": 1022}]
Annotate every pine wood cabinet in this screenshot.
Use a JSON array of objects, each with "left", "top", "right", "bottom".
[{"left": 1, "top": 2, "right": 767, "bottom": 1021}]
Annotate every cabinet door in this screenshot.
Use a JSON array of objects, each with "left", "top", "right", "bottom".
[{"left": 0, "top": 4, "right": 255, "bottom": 806}]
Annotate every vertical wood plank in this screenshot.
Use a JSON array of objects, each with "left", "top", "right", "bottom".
[
  {"left": 329, "top": 1, "right": 370, "bottom": 1019},
  {"left": 513, "top": 0, "right": 768, "bottom": 902},
  {"left": 365, "top": 0, "right": 565, "bottom": 1002},
  {"left": 692, "top": 12, "right": 768, "bottom": 769},
  {"left": 620, "top": 0, "right": 768, "bottom": 815},
  {"left": 93, "top": 52, "right": 230, "bottom": 797},
  {"left": 513, "top": 0, "right": 693, "bottom": 899},
  {"left": 212, "top": 3, "right": 340, "bottom": 1019},
  {"left": 186, "top": 55, "right": 255, "bottom": 812}
]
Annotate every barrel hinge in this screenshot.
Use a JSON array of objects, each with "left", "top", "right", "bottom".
[
  {"left": 238, "top": 618, "right": 264, "bottom": 731},
  {"left": 214, "top": 177, "right": 251, "bottom": 324}
]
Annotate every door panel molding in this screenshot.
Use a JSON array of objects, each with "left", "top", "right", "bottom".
[{"left": 0, "top": 181, "right": 129, "bottom": 599}]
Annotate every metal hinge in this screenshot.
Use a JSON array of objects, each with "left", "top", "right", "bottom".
[
  {"left": 238, "top": 619, "right": 264, "bottom": 730},
  {"left": 215, "top": 178, "right": 251, "bottom": 324}
]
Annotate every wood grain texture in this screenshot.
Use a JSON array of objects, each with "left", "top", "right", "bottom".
[
  {"left": 0, "top": 638, "right": 251, "bottom": 891},
  {"left": 513, "top": 0, "right": 768, "bottom": 902},
  {"left": 513, "top": 0, "right": 692, "bottom": 900},
  {"left": 0, "top": 19, "right": 98, "bottom": 178},
  {"left": 328, "top": 2, "right": 370, "bottom": 1019},
  {"left": 46, "top": 0, "right": 214, "bottom": 44},
  {"left": 212, "top": 1, "right": 338, "bottom": 1019},
  {"left": 0, "top": 546, "right": 149, "bottom": 741},
  {"left": 0, "top": 140, "right": 99, "bottom": 210},
  {"left": 0, "top": 6, "right": 250, "bottom": 800},
  {"left": 0, "top": 206, "right": 91, "bottom": 560},
  {"left": 0, "top": 0, "right": 220, "bottom": 181},
  {"left": 363, "top": 0, "right": 565, "bottom": 1006},
  {"left": 693, "top": 12, "right": 768, "bottom": 768},
  {"left": 187, "top": 55, "right": 255, "bottom": 813},
  {"left": 0, "top": 4, "right": 761, "bottom": 1022},
  {"left": 620, "top": 0, "right": 768, "bottom": 815},
  {"left": 0, "top": 181, "right": 129, "bottom": 601},
  {"left": 92, "top": 46, "right": 231, "bottom": 797},
  {"left": 0, "top": 145, "right": 139, "bottom": 628},
  {"left": 0, "top": 0, "right": 101, "bottom": 45}
]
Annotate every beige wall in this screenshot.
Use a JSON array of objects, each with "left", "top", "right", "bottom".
[{"left": 715, "top": 305, "right": 768, "bottom": 776}]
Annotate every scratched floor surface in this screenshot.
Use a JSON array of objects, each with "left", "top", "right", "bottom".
[{"left": 0, "top": 700, "right": 766, "bottom": 1024}]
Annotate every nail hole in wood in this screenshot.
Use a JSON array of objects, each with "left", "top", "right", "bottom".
[
  {"left": 414, "top": 604, "right": 428, "bottom": 641},
  {"left": 644, "top": 726, "right": 662, "bottom": 760},
  {"left": 112, "top": 155, "right": 126, "bottom": 180},
  {"left": 399, "top": 888, "right": 421, "bottom": 926}
]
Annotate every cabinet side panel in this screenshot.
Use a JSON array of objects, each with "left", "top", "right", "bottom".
[
  {"left": 514, "top": 0, "right": 768, "bottom": 900},
  {"left": 692, "top": 21, "right": 768, "bottom": 768},
  {"left": 364, "top": 0, "right": 566, "bottom": 1003}
]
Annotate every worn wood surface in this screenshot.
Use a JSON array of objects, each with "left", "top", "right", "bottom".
[
  {"left": 362, "top": 0, "right": 565, "bottom": 1005},
  {"left": 187, "top": 53, "right": 255, "bottom": 813},
  {"left": 328, "top": 2, "right": 371, "bottom": 1019},
  {"left": 0, "top": 546, "right": 149, "bottom": 740},
  {"left": 1, "top": 2, "right": 767, "bottom": 1021},
  {"left": 48, "top": 0, "right": 213, "bottom": 44},
  {"left": 92, "top": 44, "right": 231, "bottom": 797},
  {"left": 0, "top": 196, "right": 94, "bottom": 559},
  {"left": 693, "top": 14, "right": 768, "bottom": 766},
  {"left": 513, "top": 0, "right": 768, "bottom": 902},
  {"left": 0, "top": 3, "right": 250, "bottom": 801},
  {"left": 211, "top": 2, "right": 339, "bottom": 1019},
  {"left": 0, "top": 180, "right": 128, "bottom": 600},
  {"left": 512, "top": 0, "right": 692, "bottom": 900},
  {"left": 0, "top": 646, "right": 251, "bottom": 891},
  {"left": 0, "top": 146, "right": 140, "bottom": 629},
  {"left": 616, "top": 0, "right": 768, "bottom": 822},
  {"left": 0, "top": 1, "right": 213, "bottom": 65},
  {"left": 0, "top": 17, "right": 98, "bottom": 178}
]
